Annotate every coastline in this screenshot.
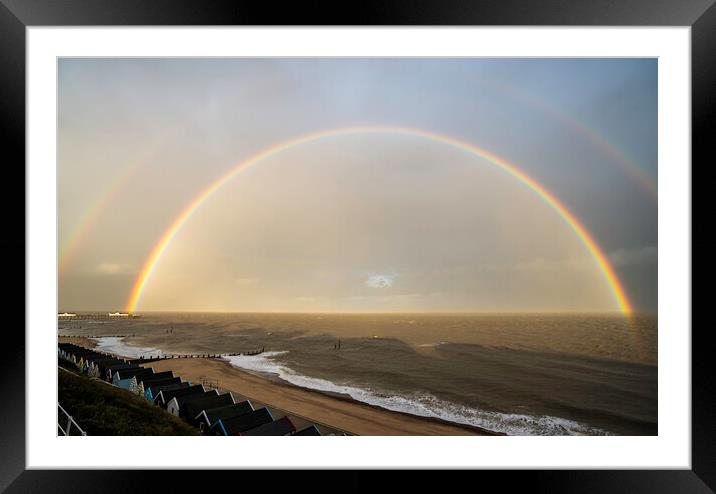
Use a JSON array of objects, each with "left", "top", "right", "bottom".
[
  {"left": 59, "top": 335, "right": 494, "bottom": 435},
  {"left": 142, "top": 357, "right": 497, "bottom": 436},
  {"left": 61, "top": 328, "right": 656, "bottom": 435}
]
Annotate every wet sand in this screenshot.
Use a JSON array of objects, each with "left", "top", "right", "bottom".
[{"left": 142, "top": 357, "right": 494, "bottom": 436}]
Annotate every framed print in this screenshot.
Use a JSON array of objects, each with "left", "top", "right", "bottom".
[{"left": 5, "top": 0, "right": 710, "bottom": 490}]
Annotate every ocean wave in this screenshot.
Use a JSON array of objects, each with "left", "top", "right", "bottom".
[
  {"left": 90, "top": 336, "right": 165, "bottom": 359},
  {"left": 222, "top": 352, "right": 610, "bottom": 436},
  {"left": 222, "top": 351, "right": 289, "bottom": 375}
]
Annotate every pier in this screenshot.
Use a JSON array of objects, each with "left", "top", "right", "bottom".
[{"left": 58, "top": 313, "right": 140, "bottom": 320}]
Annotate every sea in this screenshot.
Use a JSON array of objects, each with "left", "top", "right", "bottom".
[{"left": 59, "top": 312, "right": 657, "bottom": 436}]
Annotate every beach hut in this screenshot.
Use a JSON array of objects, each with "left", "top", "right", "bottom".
[
  {"left": 87, "top": 359, "right": 119, "bottom": 378},
  {"left": 166, "top": 389, "right": 219, "bottom": 417},
  {"left": 293, "top": 425, "right": 322, "bottom": 436},
  {"left": 104, "top": 368, "right": 142, "bottom": 394},
  {"left": 83, "top": 359, "right": 95, "bottom": 374},
  {"left": 241, "top": 416, "right": 296, "bottom": 436},
  {"left": 113, "top": 367, "right": 154, "bottom": 382},
  {"left": 83, "top": 351, "right": 110, "bottom": 360},
  {"left": 141, "top": 377, "right": 178, "bottom": 396},
  {"left": 137, "top": 371, "right": 174, "bottom": 388},
  {"left": 154, "top": 384, "right": 205, "bottom": 408},
  {"left": 194, "top": 401, "right": 254, "bottom": 432},
  {"left": 114, "top": 375, "right": 137, "bottom": 391},
  {"left": 145, "top": 380, "right": 188, "bottom": 402},
  {"left": 104, "top": 362, "right": 139, "bottom": 381},
  {"left": 82, "top": 355, "right": 104, "bottom": 367},
  {"left": 110, "top": 372, "right": 134, "bottom": 389},
  {"left": 210, "top": 408, "right": 273, "bottom": 436},
  {"left": 179, "top": 392, "right": 236, "bottom": 423},
  {"left": 87, "top": 364, "right": 100, "bottom": 378},
  {"left": 86, "top": 356, "right": 121, "bottom": 371},
  {"left": 143, "top": 378, "right": 182, "bottom": 401},
  {"left": 83, "top": 352, "right": 110, "bottom": 363},
  {"left": 112, "top": 368, "right": 153, "bottom": 387},
  {"left": 100, "top": 358, "right": 133, "bottom": 368}
]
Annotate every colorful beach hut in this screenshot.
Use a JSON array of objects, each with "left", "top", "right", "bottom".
[
  {"left": 112, "top": 368, "right": 153, "bottom": 387},
  {"left": 104, "top": 362, "right": 140, "bottom": 381}
]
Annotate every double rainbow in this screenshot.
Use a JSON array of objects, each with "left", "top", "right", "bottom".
[{"left": 125, "top": 126, "right": 633, "bottom": 316}]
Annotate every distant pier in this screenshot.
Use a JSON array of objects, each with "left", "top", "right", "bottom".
[{"left": 58, "top": 313, "right": 141, "bottom": 320}]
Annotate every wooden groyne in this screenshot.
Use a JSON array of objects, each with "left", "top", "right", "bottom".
[
  {"left": 131, "top": 349, "right": 264, "bottom": 363},
  {"left": 58, "top": 335, "right": 264, "bottom": 361},
  {"left": 62, "top": 334, "right": 135, "bottom": 339}
]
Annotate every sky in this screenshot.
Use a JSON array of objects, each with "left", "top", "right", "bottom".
[{"left": 58, "top": 58, "right": 657, "bottom": 313}]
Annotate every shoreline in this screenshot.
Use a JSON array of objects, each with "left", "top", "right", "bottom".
[
  {"left": 59, "top": 335, "right": 494, "bottom": 435},
  {"left": 142, "top": 357, "right": 497, "bottom": 436},
  {"left": 60, "top": 332, "right": 657, "bottom": 435}
]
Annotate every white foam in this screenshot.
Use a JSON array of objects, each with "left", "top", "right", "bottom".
[
  {"left": 222, "top": 351, "right": 289, "bottom": 375},
  {"left": 222, "top": 352, "right": 610, "bottom": 436},
  {"left": 90, "top": 336, "right": 165, "bottom": 359}
]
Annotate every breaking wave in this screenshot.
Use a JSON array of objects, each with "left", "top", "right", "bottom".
[
  {"left": 222, "top": 351, "right": 610, "bottom": 436},
  {"left": 90, "top": 336, "right": 165, "bottom": 359}
]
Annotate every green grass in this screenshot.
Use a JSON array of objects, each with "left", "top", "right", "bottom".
[{"left": 58, "top": 368, "right": 199, "bottom": 436}]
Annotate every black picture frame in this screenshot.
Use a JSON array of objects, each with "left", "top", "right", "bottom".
[{"left": 4, "top": 0, "right": 709, "bottom": 491}]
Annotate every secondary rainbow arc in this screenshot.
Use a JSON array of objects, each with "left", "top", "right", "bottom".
[
  {"left": 59, "top": 138, "right": 166, "bottom": 278},
  {"left": 488, "top": 79, "right": 657, "bottom": 199},
  {"left": 125, "top": 126, "right": 634, "bottom": 316}
]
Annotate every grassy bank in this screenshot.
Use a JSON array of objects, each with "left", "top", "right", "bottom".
[{"left": 58, "top": 368, "right": 199, "bottom": 436}]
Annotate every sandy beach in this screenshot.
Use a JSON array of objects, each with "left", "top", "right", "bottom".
[{"left": 142, "top": 357, "right": 494, "bottom": 436}]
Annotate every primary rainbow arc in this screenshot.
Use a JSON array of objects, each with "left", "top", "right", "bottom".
[{"left": 125, "top": 126, "right": 633, "bottom": 316}]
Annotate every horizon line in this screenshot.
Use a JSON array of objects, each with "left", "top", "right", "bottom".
[{"left": 58, "top": 309, "right": 656, "bottom": 316}]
